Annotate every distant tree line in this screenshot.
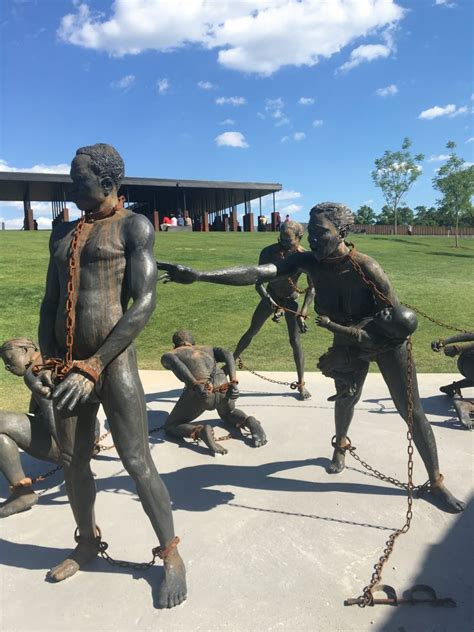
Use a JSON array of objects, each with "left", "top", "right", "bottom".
[{"left": 363, "top": 138, "right": 474, "bottom": 246}]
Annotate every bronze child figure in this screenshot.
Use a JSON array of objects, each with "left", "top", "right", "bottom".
[
  {"left": 316, "top": 305, "right": 417, "bottom": 401},
  {"left": 29, "top": 143, "right": 186, "bottom": 608},
  {"left": 233, "top": 220, "right": 315, "bottom": 400},
  {"left": 161, "top": 330, "right": 267, "bottom": 455},
  {"left": 432, "top": 332, "right": 474, "bottom": 430},
  {"left": 158, "top": 201, "right": 464, "bottom": 514},
  {"left": 0, "top": 338, "right": 60, "bottom": 518}
]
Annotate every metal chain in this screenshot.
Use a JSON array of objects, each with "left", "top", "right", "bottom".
[
  {"left": 236, "top": 357, "right": 301, "bottom": 390},
  {"left": 401, "top": 301, "right": 468, "bottom": 333},
  {"left": 98, "top": 540, "right": 159, "bottom": 570}
]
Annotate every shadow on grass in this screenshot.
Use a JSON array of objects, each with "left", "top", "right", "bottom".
[{"left": 427, "top": 250, "right": 474, "bottom": 259}]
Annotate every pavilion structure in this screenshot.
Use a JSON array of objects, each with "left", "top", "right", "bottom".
[{"left": 0, "top": 172, "right": 282, "bottom": 232}]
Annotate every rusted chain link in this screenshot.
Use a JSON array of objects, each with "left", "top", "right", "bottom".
[
  {"left": 400, "top": 301, "right": 468, "bottom": 334},
  {"left": 236, "top": 357, "right": 301, "bottom": 390}
]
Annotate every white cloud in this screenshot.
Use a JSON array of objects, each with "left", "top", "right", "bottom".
[
  {"left": 0, "top": 159, "right": 70, "bottom": 174},
  {"left": 298, "top": 97, "right": 314, "bottom": 105},
  {"left": 110, "top": 74, "right": 135, "bottom": 90},
  {"left": 215, "top": 96, "right": 246, "bottom": 106},
  {"left": 275, "top": 190, "right": 301, "bottom": 202},
  {"left": 312, "top": 119, "right": 323, "bottom": 127},
  {"left": 375, "top": 83, "right": 398, "bottom": 97},
  {"left": 435, "top": 0, "right": 456, "bottom": 7},
  {"left": 428, "top": 154, "right": 450, "bottom": 162},
  {"left": 220, "top": 118, "right": 236, "bottom": 125},
  {"left": 338, "top": 43, "right": 391, "bottom": 73},
  {"left": 58, "top": 1, "right": 405, "bottom": 76},
  {"left": 466, "top": 137, "right": 474, "bottom": 143},
  {"left": 215, "top": 131, "right": 249, "bottom": 148},
  {"left": 197, "top": 80, "right": 215, "bottom": 90},
  {"left": 280, "top": 203, "right": 302, "bottom": 215},
  {"left": 265, "top": 97, "right": 289, "bottom": 126},
  {"left": 157, "top": 78, "right": 169, "bottom": 94},
  {"left": 281, "top": 132, "right": 306, "bottom": 143},
  {"left": 418, "top": 104, "right": 467, "bottom": 119}
]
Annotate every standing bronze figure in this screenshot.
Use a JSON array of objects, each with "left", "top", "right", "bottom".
[
  {"left": 432, "top": 333, "right": 474, "bottom": 429},
  {"left": 29, "top": 144, "right": 186, "bottom": 608},
  {"left": 234, "top": 220, "right": 314, "bottom": 400},
  {"left": 158, "top": 202, "right": 464, "bottom": 513},
  {"left": 162, "top": 330, "right": 267, "bottom": 454}
]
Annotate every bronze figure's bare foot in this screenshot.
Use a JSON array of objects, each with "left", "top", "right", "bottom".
[
  {"left": 428, "top": 482, "right": 465, "bottom": 513},
  {"left": 157, "top": 549, "right": 187, "bottom": 609},
  {"left": 200, "top": 425, "right": 228, "bottom": 455},
  {"left": 298, "top": 385, "right": 312, "bottom": 400},
  {"left": 327, "top": 448, "right": 345, "bottom": 473},
  {"left": 0, "top": 487, "right": 38, "bottom": 518},
  {"left": 47, "top": 537, "right": 100, "bottom": 582},
  {"left": 243, "top": 416, "right": 267, "bottom": 447}
]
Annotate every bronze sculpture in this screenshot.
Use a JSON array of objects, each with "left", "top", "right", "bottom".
[
  {"left": 29, "top": 144, "right": 186, "bottom": 608},
  {"left": 161, "top": 330, "right": 267, "bottom": 454},
  {"left": 432, "top": 333, "right": 474, "bottom": 429},
  {"left": 0, "top": 338, "right": 60, "bottom": 517},
  {"left": 157, "top": 202, "right": 465, "bottom": 513},
  {"left": 234, "top": 220, "right": 314, "bottom": 400}
]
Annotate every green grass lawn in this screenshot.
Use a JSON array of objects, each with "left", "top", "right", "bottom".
[{"left": 1, "top": 230, "right": 472, "bottom": 411}]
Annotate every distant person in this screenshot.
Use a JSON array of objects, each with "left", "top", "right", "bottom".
[
  {"left": 407, "top": 224, "right": 413, "bottom": 236},
  {"left": 33, "top": 220, "right": 39, "bottom": 231},
  {"left": 275, "top": 211, "right": 281, "bottom": 231},
  {"left": 161, "top": 215, "right": 172, "bottom": 231},
  {"left": 177, "top": 213, "right": 184, "bottom": 227},
  {"left": 184, "top": 216, "right": 192, "bottom": 227},
  {"left": 258, "top": 215, "right": 267, "bottom": 232},
  {"left": 170, "top": 214, "right": 177, "bottom": 226},
  {"left": 284, "top": 214, "right": 290, "bottom": 223}
]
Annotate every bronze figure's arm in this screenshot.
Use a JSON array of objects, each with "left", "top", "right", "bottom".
[{"left": 161, "top": 353, "right": 199, "bottom": 389}]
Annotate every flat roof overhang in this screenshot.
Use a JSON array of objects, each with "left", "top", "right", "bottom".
[{"left": 0, "top": 172, "right": 282, "bottom": 214}]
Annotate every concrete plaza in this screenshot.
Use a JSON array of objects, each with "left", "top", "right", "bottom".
[{"left": 1, "top": 371, "right": 472, "bottom": 632}]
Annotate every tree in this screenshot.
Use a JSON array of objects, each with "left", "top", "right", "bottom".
[
  {"left": 353, "top": 204, "right": 376, "bottom": 224},
  {"left": 413, "top": 205, "right": 439, "bottom": 226},
  {"left": 433, "top": 141, "right": 474, "bottom": 247},
  {"left": 371, "top": 137, "right": 424, "bottom": 234},
  {"left": 375, "top": 205, "right": 394, "bottom": 225}
]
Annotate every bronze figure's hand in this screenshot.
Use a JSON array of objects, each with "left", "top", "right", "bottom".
[
  {"left": 24, "top": 367, "right": 54, "bottom": 398},
  {"left": 228, "top": 383, "right": 240, "bottom": 400},
  {"left": 431, "top": 339, "right": 444, "bottom": 352},
  {"left": 52, "top": 373, "right": 95, "bottom": 411},
  {"left": 156, "top": 262, "right": 197, "bottom": 284},
  {"left": 316, "top": 315, "right": 330, "bottom": 328},
  {"left": 297, "top": 316, "right": 309, "bottom": 334}
]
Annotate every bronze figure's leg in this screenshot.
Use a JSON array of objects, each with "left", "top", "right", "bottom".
[
  {"left": 101, "top": 352, "right": 186, "bottom": 607},
  {"left": 284, "top": 305, "right": 311, "bottom": 400},
  {"left": 377, "top": 343, "right": 465, "bottom": 513},
  {"left": 216, "top": 397, "right": 267, "bottom": 447},
  {"left": 234, "top": 299, "right": 274, "bottom": 359},
  {"left": 327, "top": 363, "right": 369, "bottom": 474},
  {"left": 47, "top": 401, "right": 100, "bottom": 581},
  {"left": 165, "top": 390, "right": 227, "bottom": 455},
  {"left": 440, "top": 378, "right": 473, "bottom": 397},
  {"left": 0, "top": 412, "right": 59, "bottom": 518}
]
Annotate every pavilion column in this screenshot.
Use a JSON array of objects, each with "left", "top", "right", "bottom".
[
  {"left": 23, "top": 198, "right": 34, "bottom": 231},
  {"left": 153, "top": 210, "right": 160, "bottom": 231},
  {"left": 271, "top": 212, "right": 278, "bottom": 231},
  {"left": 63, "top": 207, "right": 70, "bottom": 222},
  {"left": 202, "top": 210, "right": 209, "bottom": 232},
  {"left": 230, "top": 207, "right": 238, "bottom": 232}
]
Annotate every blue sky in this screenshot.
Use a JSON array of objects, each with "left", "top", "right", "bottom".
[{"left": 0, "top": 0, "right": 472, "bottom": 228}]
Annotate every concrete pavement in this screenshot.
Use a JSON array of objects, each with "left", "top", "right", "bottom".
[{"left": 0, "top": 371, "right": 472, "bottom": 632}]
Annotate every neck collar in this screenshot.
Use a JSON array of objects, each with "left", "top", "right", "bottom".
[{"left": 84, "top": 196, "right": 124, "bottom": 224}]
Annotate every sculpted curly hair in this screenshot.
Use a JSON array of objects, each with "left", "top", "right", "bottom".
[
  {"left": 172, "top": 330, "right": 196, "bottom": 347},
  {"left": 76, "top": 143, "right": 125, "bottom": 189},
  {"left": 309, "top": 202, "right": 354, "bottom": 235},
  {"left": 280, "top": 219, "right": 304, "bottom": 239}
]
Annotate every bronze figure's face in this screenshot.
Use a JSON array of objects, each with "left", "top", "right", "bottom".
[
  {"left": 70, "top": 154, "right": 111, "bottom": 212},
  {"left": 1, "top": 346, "right": 33, "bottom": 376},
  {"left": 279, "top": 227, "right": 300, "bottom": 252},
  {"left": 307, "top": 213, "right": 341, "bottom": 260}
]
